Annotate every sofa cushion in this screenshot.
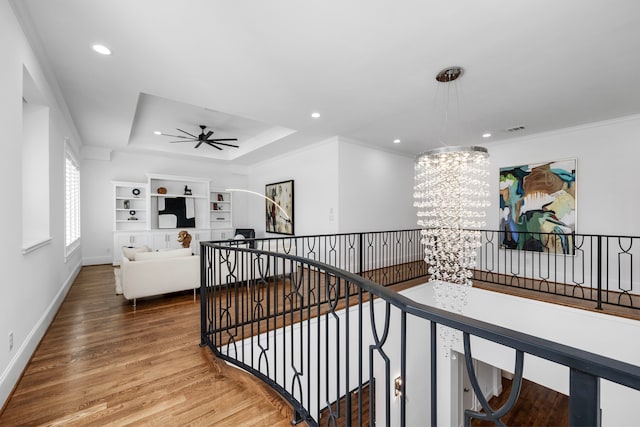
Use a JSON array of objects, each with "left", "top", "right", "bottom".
[
  {"left": 134, "top": 247, "right": 192, "bottom": 261},
  {"left": 122, "top": 245, "right": 151, "bottom": 261}
]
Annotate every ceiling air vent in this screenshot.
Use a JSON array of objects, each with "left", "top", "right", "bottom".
[{"left": 505, "top": 125, "right": 526, "bottom": 132}]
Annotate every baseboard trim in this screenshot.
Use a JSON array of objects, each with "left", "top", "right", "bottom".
[
  {"left": 82, "top": 255, "right": 112, "bottom": 266},
  {"left": 0, "top": 262, "right": 81, "bottom": 409}
]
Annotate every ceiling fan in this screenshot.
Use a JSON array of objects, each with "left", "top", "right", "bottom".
[{"left": 161, "top": 125, "right": 239, "bottom": 150}]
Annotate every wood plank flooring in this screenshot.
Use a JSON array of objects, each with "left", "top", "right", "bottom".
[
  {"left": 471, "top": 377, "right": 569, "bottom": 427},
  {"left": 0, "top": 265, "right": 295, "bottom": 426},
  {"left": 1, "top": 262, "right": 633, "bottom": 426}
]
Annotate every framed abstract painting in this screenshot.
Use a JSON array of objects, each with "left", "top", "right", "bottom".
[
  {"left": 499, "top": 159, "right": 576, "bottom": 254},
  {"left": 265, "top": 180, "right": 294, "bottom": 235}
]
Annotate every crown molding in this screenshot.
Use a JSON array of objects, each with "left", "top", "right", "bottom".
[{"left": 9, "top": 0, "right": 84, "bottom": 148}]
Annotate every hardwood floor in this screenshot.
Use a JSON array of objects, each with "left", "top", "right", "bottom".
[
  {"left": 471, "top": 377, "right": 569, "bottom": 427},
  {"left": 0, "top": 265, "right": 295, "bottom": 426},
  {"left": 1, "top": 263, "right": 632, "bottom": 426},
  {"left": 319, "top": 383, "right": 371, "bottom": 427}
]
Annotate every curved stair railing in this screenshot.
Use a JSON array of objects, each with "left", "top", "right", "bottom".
[{"left": 200, "top": 233, "right": 640, "bottom": 426}]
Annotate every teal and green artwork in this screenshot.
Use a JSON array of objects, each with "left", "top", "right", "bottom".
[{"left": 499, "top": 159, "right": 576, "bottom": 254}]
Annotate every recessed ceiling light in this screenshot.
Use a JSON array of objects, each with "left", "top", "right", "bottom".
[
  {"left": 153, "top": 131, "right": 162, "bottom": 135},
  {"left": 482, "top": 133, "right": 492, "bottom": 138},
  {"left": 393, "top": 139, "right": 401, "bottom": 144},
  {"left": 311, "top": 112, "right": 320, "bottom": 118},
  {"left": 92, "top": 44, "right": 111, "bottom": 55}
]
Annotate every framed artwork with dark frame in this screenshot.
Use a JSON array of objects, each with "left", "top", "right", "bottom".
[{"left": 265, "top": 180, "right": 294, "bottom": 235}]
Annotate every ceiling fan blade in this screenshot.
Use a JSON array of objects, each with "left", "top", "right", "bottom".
[
  {"left": 168, "top": 140, "right": 196, "bottom": 143},
  {"left": 177, "top": 128, "right": 198, "bottom": 138},
  {"left": 195, "top": 141, "right": 204, "bottom": 148},
  {"left": 161, "top": 133, "right": 192, "bottom": 139},
  {"left": 208, "top": 141, "right": 239, "bottom": 148},
  {"left": 205, "top": 141, "right": 223, "bottom": 150},
  {"left": 205, "top": 130, "right": 213, "bottom": 139},
  {"left": 206, "top": 138, "right": 238, "bottom": 142}
]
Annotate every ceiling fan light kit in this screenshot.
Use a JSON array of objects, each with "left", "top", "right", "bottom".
[{"left": 159, "top": 125, "right": 239, "bottom": 150}]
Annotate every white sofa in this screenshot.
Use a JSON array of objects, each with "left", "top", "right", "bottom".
[
  {"left": 118, "top": 247, "right": 200, "bottom": 306},
  {"left": 114, "top": 241, "right": 296, "bottom": 305}
]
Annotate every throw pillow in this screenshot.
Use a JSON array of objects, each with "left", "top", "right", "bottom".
[
  {"left": 122, "top": 245, "right": 151, "bottom": 261},
  {"left": 134, "top": 247, "right": 192, "bottom": 261}
]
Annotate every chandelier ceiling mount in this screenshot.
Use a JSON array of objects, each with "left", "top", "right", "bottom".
[{"left": 435, "top": 66, "right": 463, "bottom": 83}]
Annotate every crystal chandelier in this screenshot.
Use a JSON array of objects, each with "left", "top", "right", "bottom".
[
  {"left": 414, "top": 67, "right": 491, "bottom": 317},
  {"left": 414, "top": 147, "right": 489, "bottom": 357}
]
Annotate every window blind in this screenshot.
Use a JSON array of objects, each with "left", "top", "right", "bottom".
[{"left": 65, "top": 151, "right": 80, "bottom": 249}]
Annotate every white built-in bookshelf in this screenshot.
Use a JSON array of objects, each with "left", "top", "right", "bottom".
[{"left": 111, "top": 174, "right": 234, "bottom": 264}]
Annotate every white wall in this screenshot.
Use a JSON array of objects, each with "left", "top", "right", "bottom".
[
  {"left": 246, "top": 137, "right": 417, "bottom": 238},
  {"left": 247, "top": 138, "right": 341, "bottom": 237},
  {"left": 83, "top": 135, "right": 418, "bottom": 263},
  {"left": 0, "top": 0, "right": 82, "bottom": 407},
  {"left": 338, "top": 139, "right": 416, "bottom": 233},
  {"left": 81, "top": 151, "right": 250, "bottom": 265},
  {"left": 485, "top": 115, "right": 640, "bottom": 235},
  {"left": 476, "top": 116, "right": 640, "bottom": 294}
]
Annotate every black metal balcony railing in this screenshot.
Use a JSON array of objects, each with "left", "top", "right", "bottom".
[
  {"left": 199, "top": 230, "right": 640, "bottom": 426},
  {"left": 475, "top": 230, "right": 640, "bottom": 310}
]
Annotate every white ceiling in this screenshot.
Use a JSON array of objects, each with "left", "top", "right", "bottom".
[{"left": 12, "top": 0, "right": 640, "bottom": 164}]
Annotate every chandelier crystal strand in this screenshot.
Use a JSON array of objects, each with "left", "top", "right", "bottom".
[{"left": 414, "top": 146, "right": 490, "bottom": 356}]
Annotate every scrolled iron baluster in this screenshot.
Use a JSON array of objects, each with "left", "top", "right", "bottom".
[
  {"left": 242, "top": 251, "right": 269, "bottom": 376},
  {"left": 323, "top": 273, "right": 342, "bottom": 426},
  {"left": 281, "top": 237, "right": 294, "bottom": 255},
  {"left": 214, "top": 248, "right": 240, "bottom": 356},
  {"left": 506, "top": 242, "right": 521, "bottom": 288},
  {"left": 249, "top": 248, "right": 269, "bottom": 287},
  {"left": 569, "top": 235, "right": 586, "bottom": 299},
  {"left": 323, "top": 404, "right": 339, "bottom": 427},
  {"left": 328, "top": 234, "right": 338, "bottom": 269},
  {"left": 379, "top": 232, "right": 390, "bottom": 285},
  {"left": 364, "top": 233, "right": 376, "bottom": 281},
  {"left": 617, "top": 236, "right": 634, "bottom": 306},
  {"left": 223, "top": 247, "right": 236, "bottom": 280},
  {"left": 256, "top": 336, "right": 270, "bottom": 378},
  {"left": 534, "top": 233, "right": 551, "bottom": 293},
  {"left": 463, "top": 333, "right": 524, "bottom": 427},
  {"left": 288, "top": 259, "right": 306, "bottom": 407},
  {"left": 345, "top": 233, "right": 358, "bottom": 274},
  {"left": 205, "top": 250, "right": 215, "bottom": 337},
  {"left": 305, "top": 236, "right": 318, "bottom": 261},
  {"left": 369, "top": 298, "right": 392, "bottom": 427},
  {"left": 484, "top": 230, "right": 495, "bottom": 276},
  {"left": 251, "top": 286, "right": 270, "bottom": 377},
  {"left": 391, "top": 231, "right": 403, "bottom": 283}
]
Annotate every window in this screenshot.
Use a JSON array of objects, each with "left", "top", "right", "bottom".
[
  {"left": 65, "top": 145, "right": 80, "bottom": 255},
  {"left": 22, "top": 66, "right": 51, "bottom": 253}
]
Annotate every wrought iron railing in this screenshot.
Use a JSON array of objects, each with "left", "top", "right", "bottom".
[
  {"left": 199, "top": 229, "right": 640, "bottom": 312},
  {"left": 199, "top": 231, "right": 640, "bottom": 426},
  {"left": 213, "top": 230, "right": 428, "bottom": 286},
  {"left": 475, "top": 230, "right": 640, "bottom": 310}
]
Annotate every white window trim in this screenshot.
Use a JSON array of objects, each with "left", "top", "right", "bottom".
[
  {"left": 64, "top": 141, "right": 81, "bottom": 260},
  {"left": 22, "top": 237, "right": 53, "bottom": 255}
]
